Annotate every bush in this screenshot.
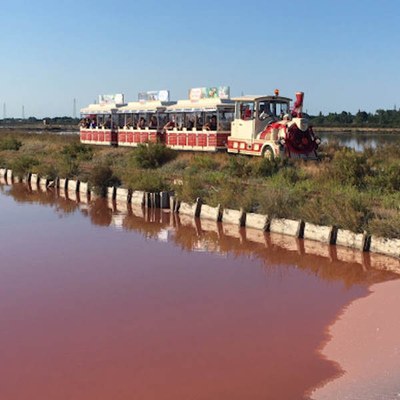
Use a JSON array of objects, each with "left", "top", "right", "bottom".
[
  {"left": 88, "top": 164, "right": 120, "bottom": 196},
  {"left": 134, "top": 143, "right": 177, "bottom": 169},
  {"left": 0, "top": 137, "right": 22, "bottom": 151},
  {"left": 125, "top": 169, "right": 170, "bottom": 192},
  {"left": 226, "top": 156, "right": 252, "bottom": 178},
  {"left": 61, "top": 143, "right": 93, "bottom": 161},
  {"left": 11, "top": 156, "right": 39, "bottom": 178},
  {"left": 173, "top": 172, "right": 208, "bottom": 202},
  {"left": 326, "top": 148, "right": 370, "bottom": 188},
  {"left": 36, "top": 163, "right": 58, "bottom": 180}
]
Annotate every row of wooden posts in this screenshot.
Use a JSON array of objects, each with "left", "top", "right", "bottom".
[{"left": 1, "top": 168, "right": 399, "bottom": 261}]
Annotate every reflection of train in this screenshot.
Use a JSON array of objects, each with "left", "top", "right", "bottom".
[{"left": 80, "top": 89, "right": 320, "bottom": 159}]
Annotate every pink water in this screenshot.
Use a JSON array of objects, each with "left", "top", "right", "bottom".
[{"left": 0, "top": 183, "right": 397, "bottom": 400}]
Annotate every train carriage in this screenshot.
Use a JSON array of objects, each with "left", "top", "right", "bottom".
[
  {"left": 163, "top": 98, "right": 234, "bottom": 152},
  {"left": 80, "top": 103, "right": 121, "bottom": 146},
  {"left": 117, "top": 100, "right": 174, "bottom": 147}
]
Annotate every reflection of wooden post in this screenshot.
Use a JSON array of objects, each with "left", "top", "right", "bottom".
[
  {"left": 160, "top": 191, "right": 170, "bottom": 209},
  {"left": 6, "top": 169, "right": 13, "bottom": 183}
]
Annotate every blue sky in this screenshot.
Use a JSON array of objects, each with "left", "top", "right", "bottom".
[{"left": 0, "top": 0, "right": 399, "bottom": 117}]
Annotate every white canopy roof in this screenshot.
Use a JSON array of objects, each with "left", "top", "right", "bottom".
[
  {"left": 117, "top": 100, "right": 174, "bottom": 113},
  {"left": 232, "top": 95, "right": 292, "bottom": 102},
  {"left": 80, "top": 103, "right": 117, "bottom": 114},
  {"left": 166, "top": 98, "right": 234, "bottom": 113}
]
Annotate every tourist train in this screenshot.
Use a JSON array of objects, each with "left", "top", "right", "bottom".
[{"left": 80, "top": 87, "right": 320, "bottom": 159}]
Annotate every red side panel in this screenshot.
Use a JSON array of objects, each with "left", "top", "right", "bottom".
[
  {"left": 216, "top": 133, "right": 229, "bottom": 147},
  {"left": 167, "top": 132, "right": 177, "bottom": 146},
  {"left": 197, "top": 134, "right": 207, "bottom": 147},
  {"left": 149, "top": 132, "right": 157, "bottom": 143},
  {"left": 188, "top": 133, "right": 196, "bottom": 146},
  {"left": 208, "top": 133, "right": 217, "bottom": 147},
  {"left": 119, "top": 131, "right": 127, "bottom": 143},
  {"left": 140, "top": 132, "right": 149, "bottom": 143},
  {"left": 178, "top": 133, "right": 187, "bottom": 146}
]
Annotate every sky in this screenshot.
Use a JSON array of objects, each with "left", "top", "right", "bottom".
[{"left": 0, "top": 0, "right": 399, "bottom": 118}]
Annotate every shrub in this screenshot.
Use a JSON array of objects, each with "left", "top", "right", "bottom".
[
  {"left": 174, "top": 172, "right": 208, "bottom": 202},
  {"left": 0, "top": 137, "right": 22, "bottom": 151},
  {"left": 125, "top": 169, "right": 170, "bottom": 192},
  {"left": 226, "top": 156, "right": 252, "bottom": 178},
  {"left": 326, "top": 148, "right": 370, "bottom": 188},
  {"left": 61, "top": 143, "right": 93, "bottom": 161},
  {"left": 367, "top": 162, "right": 400, "bottom": 192},
  {"left": 368, "top": 209, "right": 400, "bottom": 239},
  {"left": 88, "top": 164, "right": 120, "bottom": 196},
  {"left": 250, "top": 158, "right": 282, "bottom": 178},
  {"left": 189, "top": 154, "right": 220, "bottom": 171},
  {"left": 133, "top": 143, "right": 177, "bottom": 169},
  {"left": 11, "top": 156, "right": 39, "bottom": 178},
  {"left": 36, "top": 163, "right": 58, "bottom": 180}
]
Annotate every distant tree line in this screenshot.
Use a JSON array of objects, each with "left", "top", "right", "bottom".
[
  {"left": 0, "top": 117, "right": 80, "bottom": 125},
  {"left": 1, "top": 109, "right": 400, "bottom": 128},
  {"left": 309, "top": 108, "right": 400, "bottom": 127}
]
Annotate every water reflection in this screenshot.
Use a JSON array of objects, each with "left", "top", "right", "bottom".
[
  {"left": 3, "top": 182, "right": 399, "bottom": 287},
  {"left": 319, "top": 131, "right": 400, "bottom": 151},
  {"left": 1, "top": 182, "right": 399, "bottom": 400}
]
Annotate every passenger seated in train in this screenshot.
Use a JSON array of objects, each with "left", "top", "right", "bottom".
[
  {"left": 204, "top": 115, "right": 217, "bottom": 131},
  {"left": 125, "top": 117, "right": 133, "bottom": 128},
  {"left": 163, "top": 117, "right": 176, "bottom": 131},
  {"left": 186, "top": 117, "right": 195, "bottom": 130},
  {"left": 149, "top": 115, "right": 158, "bottom": 129},
  {"left": 259, "top": 103, "right": 273, "bottom": 120},
  {"left": 242, "top": 105, "right": 252, "bottom": 120},
  {"left": 104, "top": 117, "right": 111, "bottom": 129},
  {"left": 138, "top": 117, "right": 146, "bottom": 129},
  {"left": 90, "top": 118, "right": 97, "bottom": 128},
  {"left": 80, "top": 118, "right": 88, "bottom": 128},
  {"left": 196, "top": 117, "right": 203, "bottom": 130}
]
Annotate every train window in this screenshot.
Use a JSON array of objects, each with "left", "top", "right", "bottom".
[
  {"left": 218, "top": 109, "right": 234, "bottom": 130},
  {"left": 240, "top": 102, "right": 254, "bottom": 120},
  {"left": 173, "top": 113, "right": 184, "bottom": 130},
  {"left": 258, "top": 101, "right": 273, "bottom": 120},
  {"left": 158, "top": 113, "right": 169, "bottom": 129},
  {"left": 276, "top": 102, "right": 289, "bottom": 118},
  {"left": 184, "top": 113, "right": 196, "bottom": 130},
  {"left": 195, "top": 112, "right": 204, "bottom": 130},
  {"left": 118, "top": 114, "right": 125, "bottom": 128},
  {"left": 203, "top": 113, "right": 217, "bottom": 131},
  {"left": 149, "top": 114, "right": 158, "bottom": 129}
]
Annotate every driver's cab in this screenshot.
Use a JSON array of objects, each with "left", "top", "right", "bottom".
[{"left": 231, "top": 95, "right": 291, "bottom": 139}]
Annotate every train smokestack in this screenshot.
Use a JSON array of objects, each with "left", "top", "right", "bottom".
[{"left": 293, "top": 92, "right": 304, "bottom": 117}]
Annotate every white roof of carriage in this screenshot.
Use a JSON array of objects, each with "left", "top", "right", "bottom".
[
  {"left": 166, "top": 98, "right": 234, "bottom": 112},
  {"left": 118, "top": 100, "right": 175, "bottom": 113},
  {"left": 232, "top": 95, "right": 292, "bottom": 102},
  {"left": 80, "top": 103, "right": 117, "bottom": 114}
]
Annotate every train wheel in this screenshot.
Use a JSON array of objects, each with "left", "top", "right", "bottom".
[{"left": 262, "top": 146, "right": 274, "bottom": 160}]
